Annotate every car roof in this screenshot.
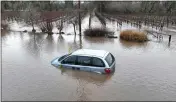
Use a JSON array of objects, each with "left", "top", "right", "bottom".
[{"left": 71, "top": 49, "right": 109, "bottom": 58}]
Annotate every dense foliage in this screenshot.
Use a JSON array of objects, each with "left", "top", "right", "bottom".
[{"left": 1, "top": 1, "right": 176, "bottom": 15}]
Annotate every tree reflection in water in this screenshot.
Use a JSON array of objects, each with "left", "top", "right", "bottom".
[
  {"left": 67, "top": 36, "right": 79, "bottom": 52},
  {"left": 24, "top": 32, "right": 41, "bottom": 58},
  {"left": 79, "top": 36, "right": 83, "bottom": 49},
  {"left": 57, "top": 34, "right": 67, "bottom": 53},
  {"left": 45, "top": 34, "right": 55, "bottom": 52}
]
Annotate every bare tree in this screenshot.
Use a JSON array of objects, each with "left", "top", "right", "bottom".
[
  {"left": 69, "top": 16, "right": 78, "bottom": 36},
  {"left": 21, "top": 2, "right": 41, "bottom": 32},
  {"left": 88, "top": 2, "right": 95, "bottom": 28},
  {"left": 56, "top": 19, "right": 64, "bottom": 34}
]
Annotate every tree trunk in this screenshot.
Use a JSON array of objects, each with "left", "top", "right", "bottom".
[
  {"left": 60, "top": 19, "right": 63, "bottom": 34},
  {"left": 73, "top": 23, "right": 76, "bottom": 36},
  {"left": 49, "top": 1, "right": 52, "bottom": 11},
  {"left": 167, "top": 16, "right": 169, "bottom": 27},
  {"left": 32, "top": 21, "right": 36, "bottom": 33},
  {"left": 59, "top": 29, "right": 62, "bottom": 34},
  {"left": 148, "top": 2, "right": 155, "bottom": 13},
  {"left": 78, "top": 0, "right": 81, "bottom": 36},
  {"left": 89, "top": 12, "right": 92, "bottom": 28},
  {"left": 79, "top": 35, "right": 82, "bottom": 49}
]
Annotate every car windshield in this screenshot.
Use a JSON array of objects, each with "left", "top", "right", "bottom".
[{"left": 58, "top": 54, "right": 71, "bottom": 61}]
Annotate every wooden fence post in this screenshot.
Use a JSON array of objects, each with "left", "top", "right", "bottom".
[{"left": 169, "top": 35, "right": 171, "bottom": 43}]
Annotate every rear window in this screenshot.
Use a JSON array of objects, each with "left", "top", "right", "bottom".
[
  {"left": 105, "top": 53, "right": 114, "bottom": 66},
  {"left": 92, "top": 57, "right": 105, "bottom": 67}
]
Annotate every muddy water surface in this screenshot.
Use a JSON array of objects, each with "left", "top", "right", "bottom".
[{"left": 2, "top": 16, "right": 176, "bottom": 101}]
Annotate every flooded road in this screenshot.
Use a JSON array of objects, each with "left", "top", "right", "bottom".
[{"left": 2, "top": 15, "right": 176, "bottom": 101}]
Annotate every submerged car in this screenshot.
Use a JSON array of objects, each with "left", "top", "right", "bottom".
[{"left": 51, "top": 49, "right": 115, "bottom": 74}]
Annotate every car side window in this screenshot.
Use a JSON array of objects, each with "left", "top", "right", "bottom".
[
  {"left": 61, "top": 55, "right": 76, "bottom": 64},
  {"left": 77, "top": 56, "right": 91, "bottom": 66},
  {"left": 58, "top": 54, "right": 70, "bottom": 61},
  {"left": 92, "top": 57, "right": 105, "bottom": 67}
]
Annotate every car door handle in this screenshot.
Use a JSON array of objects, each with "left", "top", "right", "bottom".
[
  {"left": 72, "top": 67, "right": 76, "bottom": 70},
  {"left": 72, "top": 67, "right": 80, "bottom": 70}
]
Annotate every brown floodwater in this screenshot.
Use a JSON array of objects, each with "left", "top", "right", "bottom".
[{"left": 2, "top": 16, "right": 176, "bottom": 101}]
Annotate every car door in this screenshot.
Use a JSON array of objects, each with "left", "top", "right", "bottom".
[
  {"left": 76, "top": 56, "right": 92, "bottom": 72},
  {"left": 90, "top": 57, "right": 106, "bottom": 74}
]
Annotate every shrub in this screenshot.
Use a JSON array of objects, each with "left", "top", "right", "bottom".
[
  {"left": 56, "top": 19, "right": 63, "bottom": 34},
  {"left": 38, "top": 22, "right": 46, "bottom": 32},
  {"left": 1, "top": 21, "right": 9, "bottom": 30},
  {"left": 120, "top": 29, "right": 148, "bottom": 42},
  {"left": 38, "top": 20, "right": 53, "bottom": 34},
  {"left": 84, "top": 28, "right": 110, "bottom": 37},
  {"left": 46, "top": 21, "right": 53, "bottom": 34}
]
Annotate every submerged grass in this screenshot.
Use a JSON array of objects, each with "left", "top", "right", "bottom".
[
  {"left": 120, "top": 29, "right": 148, "bottom": 42},
  {"left": 84, "top": 28, "right": 110, "bottom": 37}
]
